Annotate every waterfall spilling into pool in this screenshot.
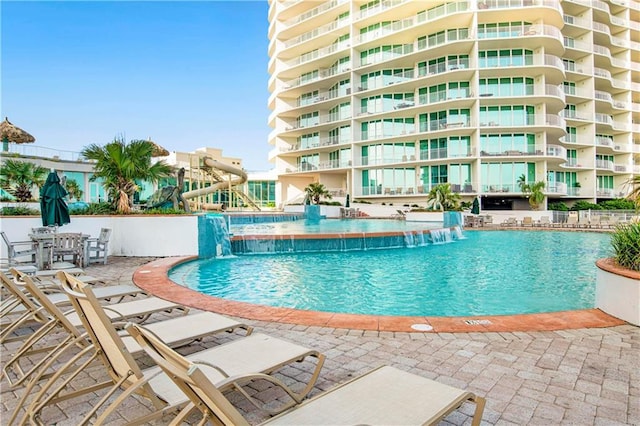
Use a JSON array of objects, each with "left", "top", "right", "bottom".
[
  {"left": 198, "top": 214, "right": 464, "bottom": 256},
  {"left": 198, "top": 214, "right": 232, "bottom": 258}
]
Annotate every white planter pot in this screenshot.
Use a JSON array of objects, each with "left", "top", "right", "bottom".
[{"left": 596, "top": 258, "right": 640, "bottom": 326}]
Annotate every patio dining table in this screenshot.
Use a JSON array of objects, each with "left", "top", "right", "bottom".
[{"left": 29, "top": 233, "right": 90, "bottom": 270}]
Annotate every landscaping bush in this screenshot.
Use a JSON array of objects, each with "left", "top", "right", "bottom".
[
  {"left": 610, "top": 222, "right": 640, "bottom": 271},
  {"left": 142, "top": 207, "right": 188, "bottom": 215},
  {"left": 0, "top": 206, "right": 39, "bottom": 216},
  {"left": 548, "top": 202, "right": 569, "bottom": 211},
  {"left": 598, "top": 199, "right": 636, "bottom": 210},
  {"left": 70, "top": 202, "right": 116, "bottom": 215},
  {"left": 571, "top": 201, "right": 602, "bottom": 211}
]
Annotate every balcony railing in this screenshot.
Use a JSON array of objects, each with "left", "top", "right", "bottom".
[
  {"left": 479, "top": 0, "right": 562, "bottom": 14},
  {"left": 596, "top": 136, "right": 614, "bottom": 147},
  {"left": 354, "top": 1, "right": 470, "bottom": 45},
  {"left": 562, "top": 159, "right": 586, "bottom": 168},
  {"left": 546, "top": 182, "right": 568, "bottom": 194},
  {"left": 284, "top": 18, "right": 347, "bottom": 49},
  {"left": 479, "top": 114, "right": 565, "bottom": 128},
  {"left": 286, "top": 111, "right": 352, "bottom": 131},
  {"left": 282, "top": 0, "right": 348, "bottom": 28},
  {"left": 285, "top": 40, "right": 350, "bottom": 68},
  {"left": 595, "top": 159, "right": 614, "bottom": 170},
  {"left": 3, "top": 144, "right": 88, "bottom": 162},
  {"left": 477, "top": 24, "right": 562, "bottom": 43},
  {"left": 356, "top": 0, "right": 408, "bottom": 20}
]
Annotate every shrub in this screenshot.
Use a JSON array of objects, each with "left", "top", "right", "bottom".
[
  {"left": 78, "top": 202, "right": 117, "bottom": 215},
  {"left": 0, "top": 206, "right": 39, "bottom": 216},
  {"left": 610, "top": 222, "right": 640, "bottom": 271},
  {"left": 143, "top": 208, "right": 187, "bottom": 215},
  {"left": 319, "top": 201, "right": 342, "bottom": 206},
  {"left": 548, "top": 202, "right": 569, "bottom": 211},
  {"left": 571, "top": 201, "right": 602, "bottom": 211},
  {"left": 598, "top": 199, "right": 635, "bottom": 210},
  {"left": 353, "top": 199, "right": 371, "bottom": 204}
]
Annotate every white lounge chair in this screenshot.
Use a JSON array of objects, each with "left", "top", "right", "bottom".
[
  {"left": 538, "top": 216, "right": 551, "bottom": 227},
  {"left": 20, "top": 272, "right": 324, "bottom": 425},
  {"left": 126, "top": 322, "right": 486, "bottom": 426}
]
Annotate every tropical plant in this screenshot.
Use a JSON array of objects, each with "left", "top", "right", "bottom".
[
  {"left": 0, "top": 206, "right": 40, "bottom": 216},
  {"left": 571, "top": 200, "right": 602, "bottom": 211},
  {"left": 0, "top": 159, "right": 48, "bottom": 202},
  {"left": 64, "top": 178, "right": 83, "bottom": 202},
  {"left": 425, "top": 183, "right": 461, "bottom": 211},
  {"left": 598, "top": 199, "right": 635, "bottom": 210},
  {"left": 548, "top": 202, "right": 569, "bottom": 211},
  {"left": 304, "top": 182, "right": 332, "bottom": 205},
  {"left": 626, "top": 175, "right": 640, "bottom": 210},
  {"left": 81, "top": 137, "right": 174, "bottom": 214},
  {"left": 610, "top": 222, "right": 640, "bottom": 271},
  {"left": 517, "top": 174, "right": 546, "bottom": 210}
]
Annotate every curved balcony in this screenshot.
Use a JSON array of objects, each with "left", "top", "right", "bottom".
[
  {"left": 478, "top": 53, "right": 564, "bottom": 84},
  {"left": 593, "top": 44, "right": 630, "bottom": 70},
  {"left": 596, "top": 135, "right": 615, "bottom": 150},
  {"left": 596, "top": 159, "right": 614, "bottom": 171},
  {"left": 546, "top": 181, "right": 568, "bottom": 195},
  {"left": 353, "top": 1, "right": 471, "bottom": 48},
  {"left": 280, "top": 0, "right": 349, "bottom": 33},
  {"left": 477, "top": 24, "right": 564, "bottom": 56},
  {"left": 479, "top": 114, "right": 565, "bottom": 138},
  {"left": 355, "top": 0, "right": 410, "bottom": 21},
  {"left": 284, "top": 40, "right": 350, "bottom": 70},
  {"left": 593, "top": 67, "right": 638, "bottom": 91},
  {"left": 476, "top": 0, "right": 564, "bottom": 28},
  {"left": 278, "top": 64, "right": 351, "bottom": 93},
  {"left": 283, "top": 111, "right": 352, "bottom": 134},
  {"left": 561, "top": 159, "right": 589, "bottom": 170},
  {"left": 595, "top": 113, "right": 631, "bottom": 132}
]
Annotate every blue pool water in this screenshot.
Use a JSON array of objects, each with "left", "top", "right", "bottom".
[{"left": 170, "top": 230, "right": 612, "bottom": 317}]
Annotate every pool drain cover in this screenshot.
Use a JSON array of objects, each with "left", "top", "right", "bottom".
[
  {"left": 464, "top": 319, "right": 492, "bottom": 325},
  {"left": 411, "top": 324, "right": 433, "bottom": 332}
]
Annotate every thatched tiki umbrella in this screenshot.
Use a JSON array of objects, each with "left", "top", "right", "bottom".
[
  {"left": 0, "top": 117, "right": 36, "bottom": 152},
  {"left": 147, "top": 137, "right": 169, "bottom": 157}
]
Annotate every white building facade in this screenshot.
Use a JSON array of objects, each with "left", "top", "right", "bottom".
[{"left": 267, "top": 0, "right": 640, "bottom": 210}]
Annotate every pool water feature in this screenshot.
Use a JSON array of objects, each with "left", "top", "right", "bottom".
[
  {"left": 171, "top": 230, "right": 611, "bottom": 317},
  {"left": 206, "top": 216, "right": 459, "bottom": 255}
]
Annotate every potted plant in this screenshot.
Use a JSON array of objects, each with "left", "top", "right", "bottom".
[{"left": 595, "top": 221, "right": 640, "bottom": 326}]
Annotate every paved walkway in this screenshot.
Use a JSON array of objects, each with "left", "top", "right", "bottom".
[{"left": 2, "top": 257, "right": 638, "bottom": 425}]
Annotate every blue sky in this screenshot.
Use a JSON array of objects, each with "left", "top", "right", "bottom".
[{"left": 1, "top": 1, "right": 273, "bottom": 171}]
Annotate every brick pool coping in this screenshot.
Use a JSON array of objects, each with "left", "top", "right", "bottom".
[{"left": 133, "top": 256, "right": 626, "bottom": 333}]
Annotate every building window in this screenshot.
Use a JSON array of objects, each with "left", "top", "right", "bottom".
[{"left": 479, "top": 49, "right": 533, "bottom": 67}]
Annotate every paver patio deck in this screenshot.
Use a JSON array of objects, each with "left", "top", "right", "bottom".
[{"left": 2, "top": 256, "right": 638, "bottom": 425}]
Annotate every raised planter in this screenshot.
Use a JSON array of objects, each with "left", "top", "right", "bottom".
[{"left": 595, "top": 258, "right": 640, "bottom": 326}]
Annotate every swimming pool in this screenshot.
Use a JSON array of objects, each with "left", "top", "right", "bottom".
[{"left": 170, "top": 230, "right": 611, "bottom": 317}]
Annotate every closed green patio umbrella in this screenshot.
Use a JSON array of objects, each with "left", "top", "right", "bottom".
[
  {"left": 40, "top": 172, "right": 70, "bottom": 227},
  {"left": 471, "top": 197, "right": 480, "bottom": 215}
]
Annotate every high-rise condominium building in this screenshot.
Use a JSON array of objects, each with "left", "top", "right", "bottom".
[{"left": 267, "top": 0, "right": 639, "bottom": 210}]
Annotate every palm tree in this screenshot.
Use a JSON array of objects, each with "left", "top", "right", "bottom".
[
  {"left": 517, "top": 174, "right": 546, "bottom": 210},
  {"left": 64, "top": 178, "right": 83, "bottom": 202},
  {"left": 426, "top": 183, "right": 461, "bottom": 211},
  {"left": 0, "top": 159, "right": 48, "bottom": 202},
  {"left": 626, "top": 175, "right": 640, "bottom": 210},
  {"left": 81, "top": 137, "right": 174, "bottom": 214},
  {"left": 304, "top": 182, "right": 332, "bottom": 205}
]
